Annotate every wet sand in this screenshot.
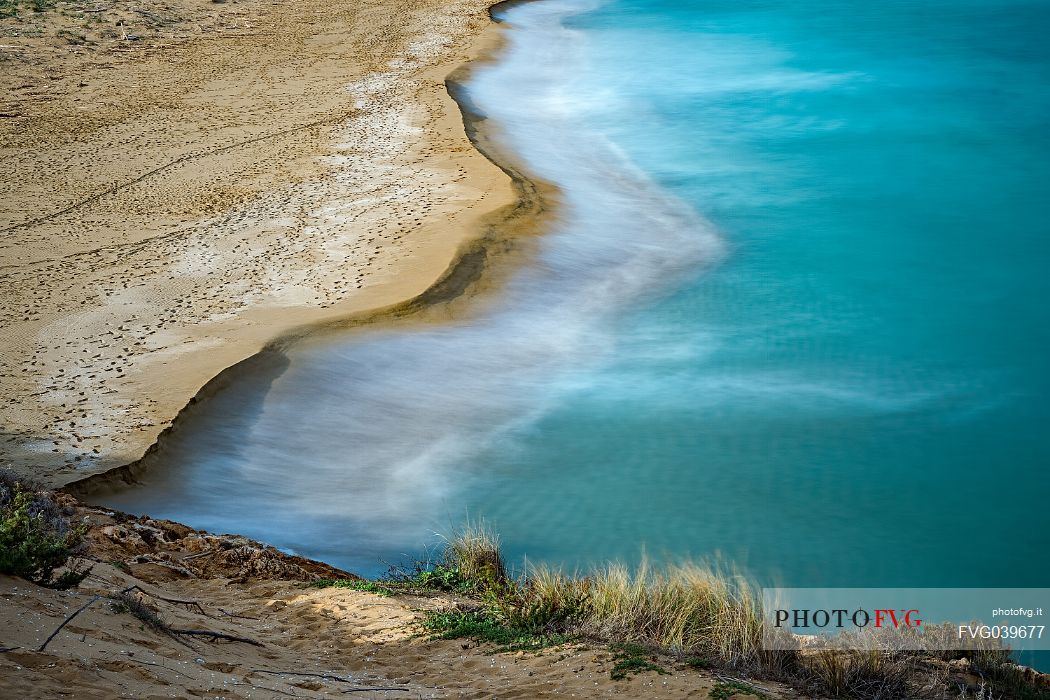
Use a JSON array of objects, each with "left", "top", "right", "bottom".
[{"left": 0, "top": 0, "right": 530, "bottom": 486}]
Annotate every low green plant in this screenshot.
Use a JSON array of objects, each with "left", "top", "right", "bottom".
[
  {"left": 0, "top": 474, "right": 88, "bottom": 589},
  {"left": 314, "top": 562, "right": 476, "bottom": 597},
  {"left": 380, "top": 523, "right": 506, "bottom": 596},
  {"left": 609, "top": 642, "right": 668, "bottom": 680},
  {"left": 710, "top": 679, "right": 768, "bottom": 700},
  {"left": 311, "top": 578, "right": 396, "bottom": 596},
  {"left": 684, "top": 655, "right": 710, "bottom": 669},
  {"left": 413, "top": 564, "right": 472, "bottom": 593},
  {"left": 421, "top": 608, "right": 569, "bottom": 652},
  {"left": 494, "top": 566, "right": 591, "bottom": 630}
]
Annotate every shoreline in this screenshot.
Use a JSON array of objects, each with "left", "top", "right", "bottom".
[
  {"left": 65, "top": 57, "right": 559, "bottom": 497},
  {"left": 1, "top": 0, "right": 555, "bottom": 491}
]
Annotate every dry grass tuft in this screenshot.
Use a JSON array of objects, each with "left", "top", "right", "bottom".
[
  {"left": 804, "top": 649, "right": 912, "bottom": 699},
  {"left": 442, "top": 520, "right": 507, "bottom": 588},
  {"left": 410, "top": 524, "right": 1050, "bottom": 699},
  {"left": 582, "top": 559, "right": 765, "bottom": 668}
]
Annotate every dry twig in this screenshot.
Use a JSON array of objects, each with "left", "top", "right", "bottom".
[
  {"left": 169, "top": 629, "right": 263, "bottom": 646},
  {"left": 38, "top": 595, "right": 101, "bottom": 651}
]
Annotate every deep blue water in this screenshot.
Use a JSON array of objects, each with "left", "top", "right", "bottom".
[{"left": 105, "top": 0, "right": 1050, "bottom": 598}]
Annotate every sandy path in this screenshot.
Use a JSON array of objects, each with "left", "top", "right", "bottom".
[
  {"left": 0, "top": 574, "right": 733, "bottom": 699},
  {"left": 0, "top": 501, "right": 768, "bottom": 699},
  {"left": 0, "top": 0, "right": 518, "bottom": 485}
]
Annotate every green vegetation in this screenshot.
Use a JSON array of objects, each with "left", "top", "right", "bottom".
[
  {"left": 420, "top": 608, "right": 569, "bottom": 652},
  {"left": 684, "top": 655, "right": 710, "bottom": 669},
  {"left": 609, "top": 642, "right": 668, "bottom": 680},
  {"left": 0, "top": 0, "right": 52, "bottom": 16},
  {"left": 311, "top": 563, "right": 477, "bottom": 597},
  {"left": 411, "top": 564, "right": 475, "bottom": 593},
  {"left": 0, "top": 471, "right": 88, "bottom": 589},
  {"left": 108, "top": 559, "right": 131, "bottom": 574},
  {"left": 314, "top": 522, "right": 1050, "bottom": 699},
  {"left": 710, "top": 679, "right": 768, "bottom": 700},
  {"left": 311, "top": 578, "right": 397, "bottom": 596}
]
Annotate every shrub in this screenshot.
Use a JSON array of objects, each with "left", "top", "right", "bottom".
[
  {"left": 414, "top": 564, "right": 472, "bottom": 592},
  {"left": 0, "top": 471, "right": 88, "bottom": 588},
  {"left": 379, "top": 521, "right": 506, "bottom": 596}
]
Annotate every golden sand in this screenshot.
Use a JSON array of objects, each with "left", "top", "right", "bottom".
[{"left": 0, "top": 0, "right": 522, "bottom": 487}]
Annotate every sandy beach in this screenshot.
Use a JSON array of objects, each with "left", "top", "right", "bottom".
[{"left": 0, "top": 0, "right": 528, "bottom": 487}]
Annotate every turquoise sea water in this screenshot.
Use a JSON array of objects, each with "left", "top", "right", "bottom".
[{"left": 105, "top": 0, "right": 1050, "bottom": 597}]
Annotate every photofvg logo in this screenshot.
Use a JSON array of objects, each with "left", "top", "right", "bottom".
[
  {"left": 761, "top": 589, "right": 1050, "bottom": 652},
  {"left": 774, "top": 607, "right": 922, "bottom": 630}
]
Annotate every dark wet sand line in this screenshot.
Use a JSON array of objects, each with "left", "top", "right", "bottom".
[{"left": 64, "top": 0, "right": 558, "bottom": 499}]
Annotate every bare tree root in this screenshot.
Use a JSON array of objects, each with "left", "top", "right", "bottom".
[{"left": 119, "top": 584, "right": 208, "bottom": 616}]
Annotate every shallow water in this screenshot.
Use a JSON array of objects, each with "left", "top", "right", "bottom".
[{"left": 105, "top": 0, "right": 1050, "bottom": 597}]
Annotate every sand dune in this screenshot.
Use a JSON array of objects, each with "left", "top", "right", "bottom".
[{"left": 0, "top": 499, "right": 769, "bottom": 699}]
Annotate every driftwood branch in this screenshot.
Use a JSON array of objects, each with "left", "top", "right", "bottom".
[
  {"left": 38, "top": 595, "right": 101, "bottom": 651},
  {"left": 250, "top": 669, "right": 356, "bottom": 683},
  {"left": 120, "top": 584, "right": 208, "bottom": 616},
  {"left": 0, "top": 646, "right": 20, "bottom": 653},
  {"left": 169, "top": 629, "right": 263, "bottom": 646},
  {"left": 341, "top": 689, "right": 411, "bottom": 694},
  {"left": 218, "top": 607, "right": 259, "bottom": 620}
]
